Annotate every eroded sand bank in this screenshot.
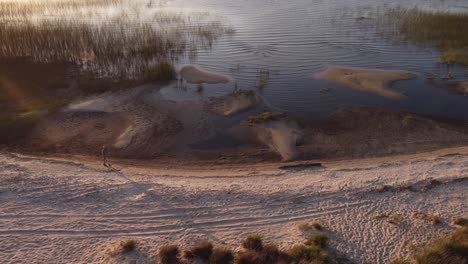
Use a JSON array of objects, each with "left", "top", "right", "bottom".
[{"left": 319, "top": 67, "right": 417, "bottom": 99}]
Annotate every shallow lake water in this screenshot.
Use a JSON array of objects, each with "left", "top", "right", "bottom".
[
  {"left": 1, "top": 0, "right": 468, "bottom": 148},
  {"left": 159, "top": 0, "right": 468, "bottom": 119}
]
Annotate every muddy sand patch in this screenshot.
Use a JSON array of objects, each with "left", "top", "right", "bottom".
[{"left": 11, "top": 83, "right": 468, "bottom": 163}]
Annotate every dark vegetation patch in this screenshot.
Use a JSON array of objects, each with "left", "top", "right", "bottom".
[
  {"left": 382, "top": 8, "right": 468, "bottom": 66},
  {"left": 155, "top": 233, "right": 340, "bottom": 264},
  {"left": 116, "top": 226, "right": 467, "bottom": 264},
  {"left": 453, "top": 217, "right": 468, "bottom": 227},
  {"left": 0, "top": 0, "right": 231, "bottom": 81},
  {"left": 119, "top": 239, "right": 137, "bottom": 254},
  {"left": 158, "top": 244, "right": 181, "bottom": 264}
]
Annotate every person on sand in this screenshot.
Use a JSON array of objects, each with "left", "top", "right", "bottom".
[{"left": 101, "top": 145, "right": 113, "bottom": 170}]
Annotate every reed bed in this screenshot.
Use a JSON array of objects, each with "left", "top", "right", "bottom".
[
  {"left": 381, "top": 7, "right": 468, "bottom": 65},
  {"left": 0, "top": 0, "right": 233, "bottom": 80}
]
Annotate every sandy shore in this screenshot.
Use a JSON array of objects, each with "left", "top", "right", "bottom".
[
  {"left": 319, "top": 67, "right": 417, "bottom": 99},
  {"left": 0, "top": 148, "right": 467, "bottom": 263}
]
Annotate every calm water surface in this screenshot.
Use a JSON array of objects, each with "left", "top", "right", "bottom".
[
  {"left": 160, "top": 0, "right": 468, "bottom": 119},
  {"left": 2, "top": 0, "right": 468, "bottom": 124}
]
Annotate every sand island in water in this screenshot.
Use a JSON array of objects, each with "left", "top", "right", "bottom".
[{"left": 319, "top": 67, "right": 417, "bottom": 99}]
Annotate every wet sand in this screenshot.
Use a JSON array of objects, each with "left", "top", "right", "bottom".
[
  {"left": 319, "top": 67, "right": 417, "bottom": 99},
  {"left": 16, "top": 99, "right": 468, "bottom": 165}
]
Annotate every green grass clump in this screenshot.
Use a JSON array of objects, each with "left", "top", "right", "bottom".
[
  {"left": 241, "top": 235, "right": 264, "bottom": 252},
  {"left": 415, "top": 227, "right": 468, "bottom": 264},
  {"left": 158, "top": 244, "right": 180, "bottom": 264},
  {"left": 305, "top": 233, "right": 329, "bottom": 248},
  {"left": 453, "top": 217, "right": 468, "bottom": 227},
  {"left": 248, "top": 112, "right": 282, "bottom": 125}
]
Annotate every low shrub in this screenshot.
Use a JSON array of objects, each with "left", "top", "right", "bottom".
[
  {"left": 415, "top": 227, "right": 468, "bottom": 264},
  {"left": 211, "top": 247, "right": 234, "bottom": 264},
  {"left": 306, "top": 233, "right": 329, "bottom": 248},
  {"left": 158, "top": 244, "right": 180, "bottom": 264},
  {"left": 453, "top": 217, "right": 468, "bottom": 227},
  {"left": 241, "top": 235, "right": 263, "bottom": 252},
  {"left": 288, "top": 244, "right": 330, "bottom": 263},
  {"left": 120, "top": 239, "right": 136, "bottom": 253},
  {"left": 183, "top": 241, "right": 213, "bottom": 261}
]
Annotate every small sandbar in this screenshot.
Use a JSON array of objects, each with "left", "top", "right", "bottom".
[
  {"left": 319, "top": 67, "right": 417, "bottom": 99},
  {"left": 179, "top": 64, "right": 231, "bottom": 84}
]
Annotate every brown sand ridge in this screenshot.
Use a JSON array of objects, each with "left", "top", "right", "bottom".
[{"left": 319, "top": 67, "right": 417, "bottom": 98}]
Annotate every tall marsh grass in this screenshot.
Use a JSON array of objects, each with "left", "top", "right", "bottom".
[
  {"left": 382, "top": 8, "right": 468, "bottom": 66},
  {"left": 0, "top": 0, "right": 233, "bottom": 80}
]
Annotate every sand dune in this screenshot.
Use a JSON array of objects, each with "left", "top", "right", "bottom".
[
  {"left": 319, "top": 67, "right": 417, "bottom": 99},
  {"left": 0, "top": 149, "right": 467, "bottom": 263}
]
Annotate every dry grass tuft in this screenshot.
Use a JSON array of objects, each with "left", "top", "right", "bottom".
[
  {"left": 305, "top": 233, "right": 329, "bottom": 248},
  {"left": 211, "top": 247, "right": 234, "bottom": 264},
  {"left": 119, "top": 239, "right": 136, "bottom": 254},
  {"left": 287, "top": 244, "right": 330, "bottom": 264},
  {"left": 453, "top": 217, "right": 468, "bottom": 227},
  {"left": 158, "top": 244, "right": 180, "bottom": 264},
  {"left": 241, "top": 235, "right": 264, "bottom": 252},
  {"left": 415, "top": 227, "right": 468, "bottom": 264},
  {"left": 183, "top": 241, "right": 213, "bottom": 261}
]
